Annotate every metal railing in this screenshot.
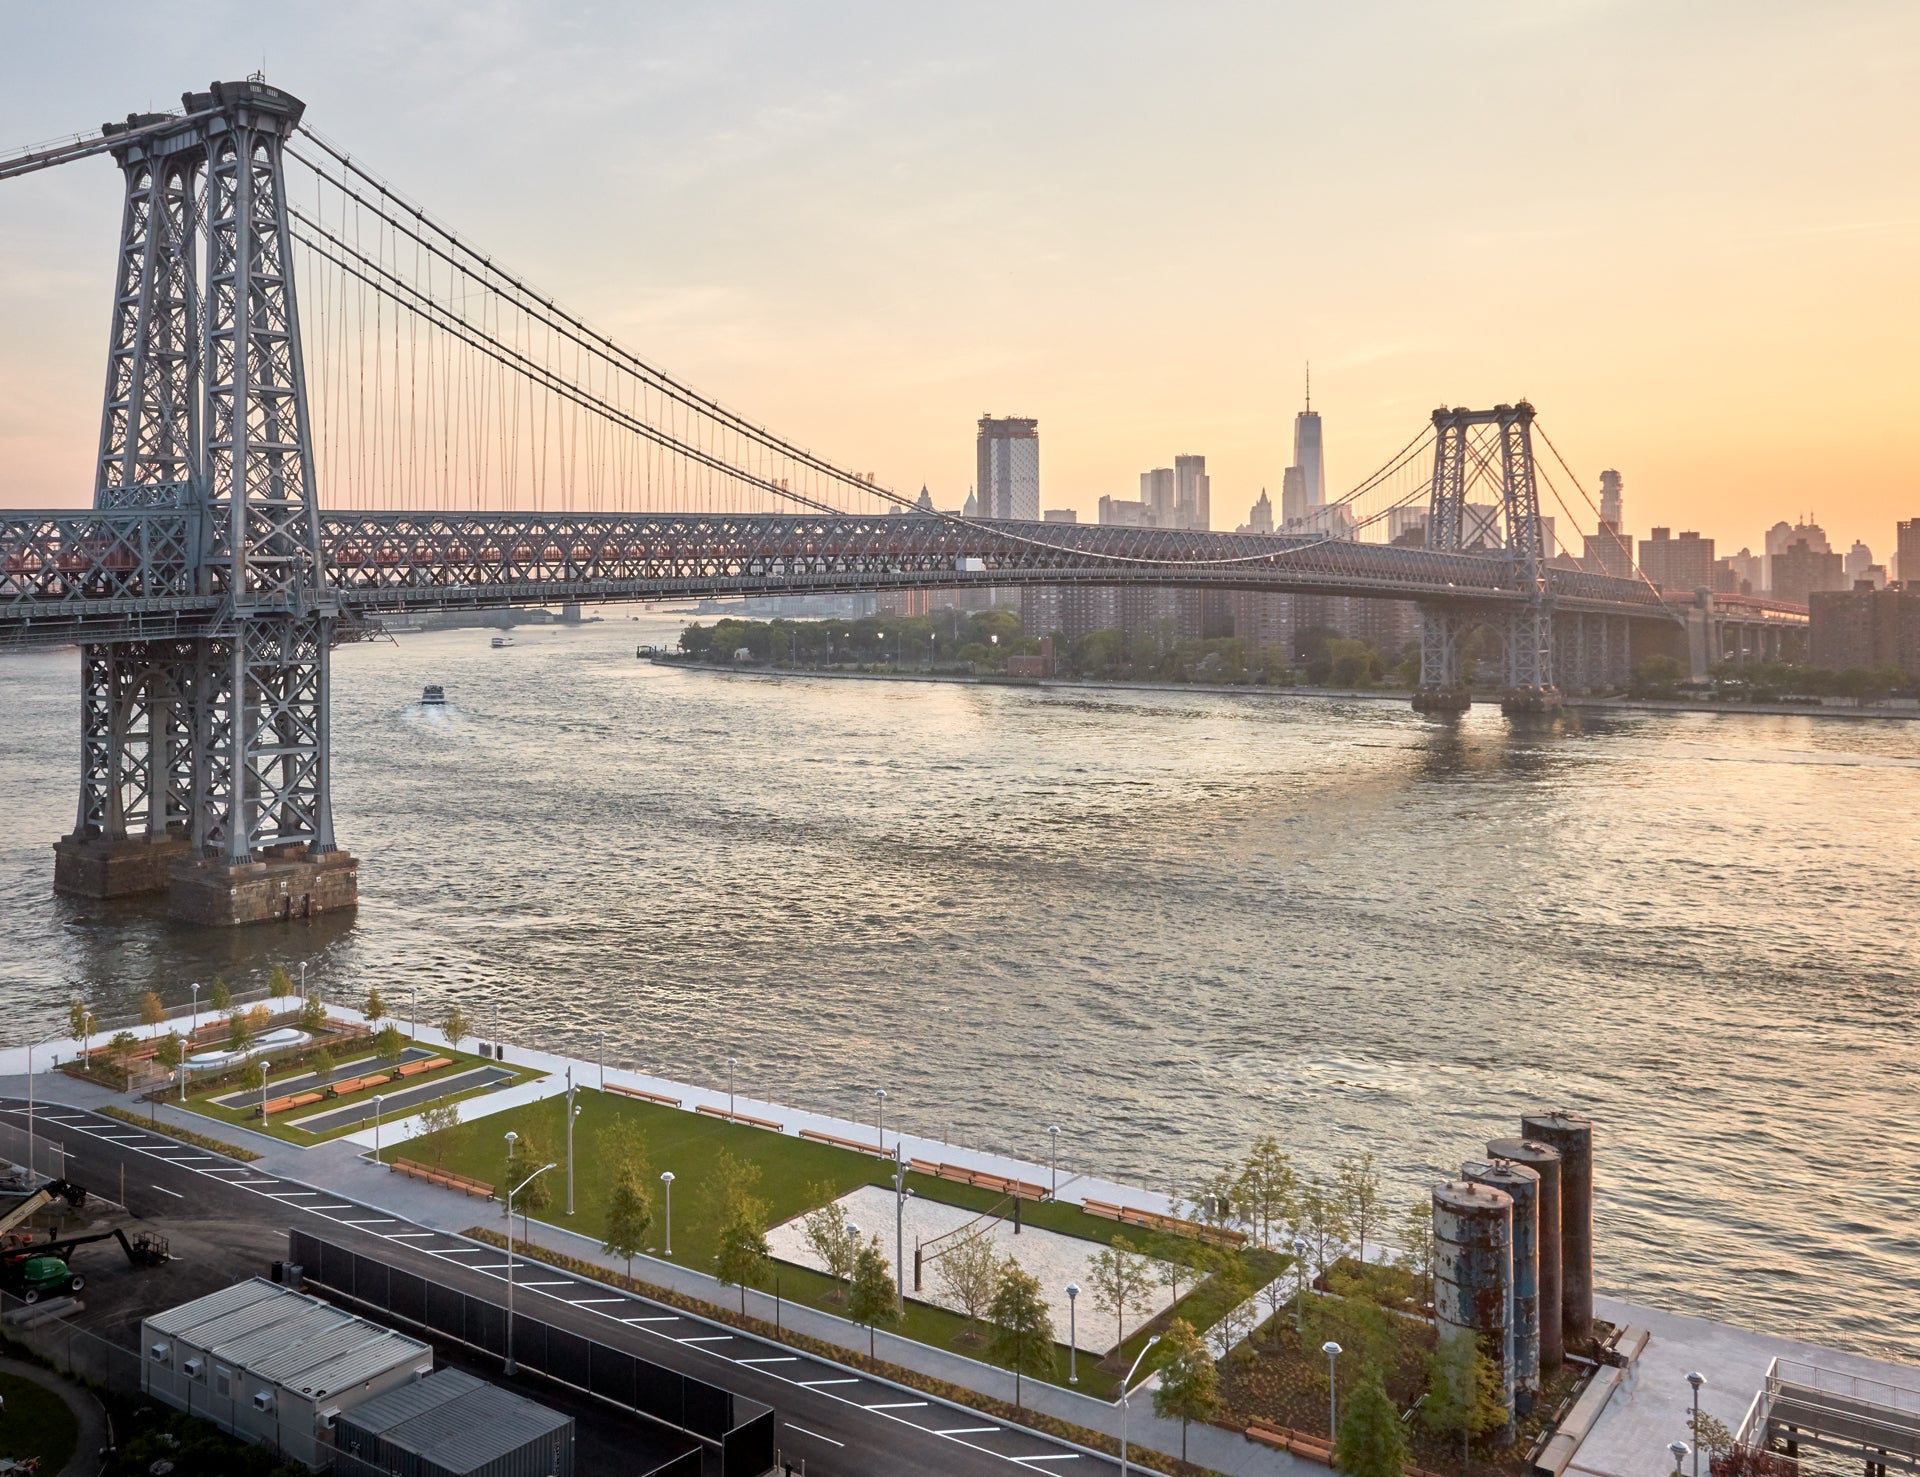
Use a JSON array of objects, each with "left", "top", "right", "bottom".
[{"left": 1739, "top": 1356, "right": 1920, "bottom": 1472}]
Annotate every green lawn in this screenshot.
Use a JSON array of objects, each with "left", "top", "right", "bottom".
[
  {"left": 410, "top": 1088, "right": 1285, "bottom": 1396},
  {"left": 179, "top": 1044, "right": 542, "bottom": 1145},
  {"left": 0, "top": 1370, "right": 79, "bottom": 1474}
]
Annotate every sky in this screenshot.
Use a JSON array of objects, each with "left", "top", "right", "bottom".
[{"left": 1, "top": 0, "right": 1917, "bottom": 556}]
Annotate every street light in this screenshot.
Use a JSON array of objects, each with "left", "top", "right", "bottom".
[
  {"left": 660, "top": 1171, "right": 675, "bottom": 1256},
  {"left": 727, "top": 1056, "right": 738, "bottom": 1120},
  {"left": 597, "top": 1030, "right": 606, "bottom": 1091},
  {"left": 190, "top": 981, "right": 200, "bottom": 1034},
  {"left": 408, "top": 987, "right": 417, "bottom": 1040},
  {"left": 892, "top": 1145, "right": 915, "bottom": 1301},
  {"left": 372, "top": 1095, "right": 384, "bottom": 1164},
  {"left": 1066, "top": 1283, "right": 1080, "bottom": 1384},
  {"left": 1294, "top": 1237, "right": 1310, "bottom": 1334},
  {"left": 1119, "top": 1333, "right": 1162, "bottom": 1476},
  {"left": 1686, "top": 1373, "right": 1706, "bottom": 1477},
  {"left": 504, "top": 1159, "right": 559, "bottom": 1375},
  {"left": 1048, "top": 1125, "right": 1060, "bottom": 1199},
  {"left": 873, "top": 1087, "right": 887, "bottom": 1153},
  {"left": 1669, "top": 1442, "right": 1691, "bottom": 1477},
  {"left": 567, "top": 1093, "right": 582, "bottom": 1216},
  {"left": 1323, "top": 1340, "right": 1343, "bottom": 1438}
]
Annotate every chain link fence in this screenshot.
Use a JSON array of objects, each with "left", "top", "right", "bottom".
[{"left": 0, "top": 1285, "right": 142, "bottom": 1393}]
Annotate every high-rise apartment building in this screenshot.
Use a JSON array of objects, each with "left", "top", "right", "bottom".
[
  {"left": 1174, "top": 454, "right": 1211, "bottom": 531},
  {"left": 1098, "top": 495, "right": 1154, "bottom": 527},
  {"left": 1140, "top": 468, "right": 1175, "bottom": 527},
  {"left": 1897, "top": 519, "right": 1920, "bottom": 584},
  {"left": 1846, "top": 540, "right": 1876, "bottom": 585},
  {"left": 1810, "top": 585, "right": 1920, "bottom": 677},
  {"left": 977, "top": 416, "right": 1039, "bottom": 521},
  {"left": 1638, "top": 528, "right": 1716, "bottom": 593},
  {"left": 1772, "top": 538, "right": 1847, "bottom": 606},
  {"left": 1598, "top": 469, "right": 1624, "bottom": 529},
  {"left": 1766, "top": 519, "right": 1829, "bottom": 592},
  {"left": 1280, "top": 466, "right": 1310, "bottom": 526}
]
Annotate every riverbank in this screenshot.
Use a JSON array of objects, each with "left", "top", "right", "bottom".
[{"left": 648, "top": 656, "right": 1920, "bottom": 720}]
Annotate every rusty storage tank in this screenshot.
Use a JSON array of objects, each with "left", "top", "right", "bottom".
[
  {"left": 1487, "top": 1136, "right": 1564, "bottom": 1369},
  {"left": 1464, "top": 1157, "right": 1541, "bottom": 1409},
  {"left": 1521, "top": 1111, "right": 1594, "bottom": 1344},
  {"left": 1432, "top": 1179, "right": 1515, "bottom": 1433}
]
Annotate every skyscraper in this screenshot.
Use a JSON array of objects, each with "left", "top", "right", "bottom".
[
  {"left": 1281, "top": 368, "right": 1324, "bottom": 528},
  {"left": 1280, "top": 466, "right": 1310, "bottom": 526},
  {"left": 1174, "top": 454, "right": 1210, "bottom": 531},
  {"left": 1240, "top": 490, "right": 1274, "bottom": 535},
  {"left": 1898, "top": 519, "right": 1920, "bottom": 584},
  {"left": 1140, "top": 468, "right": 1174, "bottom": 526},
  {"left": 1598, "top": 469, "right": 1624, "bottom": 529},
  {"left": 976, "top": 416, "right": 1039, "bottom": 521}
]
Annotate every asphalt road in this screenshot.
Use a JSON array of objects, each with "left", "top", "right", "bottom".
[{"left": 0, "top": 1097, "right": 1127, "bottom": 1477}]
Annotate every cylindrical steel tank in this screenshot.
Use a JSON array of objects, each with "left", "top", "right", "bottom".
[
  {"left": 1432, "top": 1179, "right": 1515, "bottom": 1433},
  {"left": 1487, "top": 1136, "right": 1564, "bottom": 1369},
  {"left": 1464, "top": 1158, "right": 1541, "bottom": 1408},
  {"left": 1521, "top": 1111, "right": 1594, "bottom": 1344}
]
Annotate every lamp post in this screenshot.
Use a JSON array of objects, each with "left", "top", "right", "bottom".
[
  {"left": 892, "top": 1145, "right": 914, "bottom": 1301},
  {"left": 660, "top": 1172, "right": 675, "bottom": 1256},
  {"left": 1048, "top": 1125, "right": 1060, "bottom": 1199},
  {"left": 1119, "top": 1333, "right": 1162, "bottom": 1476},
  {"left": 567, "top": 1092, "right": 581, "bottom": 1216},
  {"left": 408, "top": 987, "right": 417, "bottom": 1040},
  {"left": 1687, "top": 1373, "right": 1706, "bottom": 1477},
  {"left": 372, "top": 1095, "right": 384, "bottom": 1164},
  {"left": 1066, "top": 1284, "right": 1080, "bottom": 1384},
  {"left": 504, "top": 1159, "right": 559, "bottom": 1375},
  {"left": 1295, "top": 1237, "right": 1309, "bottom": 1334},
  {"left": 190, "top": 981, "right": 200, "bottom": 1034},
  {"left": 727, "top": 1056, "right": 738, "bottom": 1120},
  {"left": 597, "top": 1031, "right": 605, "bottom": 1091},
  {"left": 1323, "top": 1340, "right": 1343, "bottom": 1438},
  {"left": 873, "top": 1087, "right": 887, "bottom": 1153},
  {"left": 25, "top": 1030, "right": 62, "bottom": 1180},
  {"left": 1670, "top": 1442, "right": 1690, "bottom": 1477}
]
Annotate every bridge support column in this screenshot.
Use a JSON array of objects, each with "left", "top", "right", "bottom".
[
  {"left": 1500, "top": 606, "right": 1563, "bottom": 714},
  {"left": 1413, "top": 605, "right": 1472, "bottom": 712}
]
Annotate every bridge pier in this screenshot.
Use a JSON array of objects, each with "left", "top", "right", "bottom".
[{"left": 1413, "top": 605, "right": 1474, "bottom": 713}]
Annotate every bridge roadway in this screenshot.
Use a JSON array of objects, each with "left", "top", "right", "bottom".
[
  {"left": 1, "top": 507, "right": 1677, "bottom": 649},
  {"left": 0, "top": 1096, "right": 1141, "bottom": 1476}
]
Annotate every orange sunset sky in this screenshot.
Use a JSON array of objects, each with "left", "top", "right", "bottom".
[{"left": 1, "top": 1, "right": 1916, "bottom": 558}]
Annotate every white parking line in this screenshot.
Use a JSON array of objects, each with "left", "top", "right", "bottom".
[
  {"left": 148, "top": 1184, "right": 184, "bottom": 1198},
  {"left": 797, "top": 1379, "right": 861, "bottom": 1387},
  {"left": 620, "top": 1316, "right": 680, "bottom": 1324},
  {"left": 679, "top": 1335, "right": 733, "bottom": 1344},
  {"left": 521, "top": 1281, "right": 573, "bottom": 1288},
  {"left": 864, "top": 1401, "right": 928, "bottom": 1411},
  {"left": 383, "top": 1232, "right": 438, "bottom": 1240},
  {"left": 567, "top": 1298, "right": 625, "bottom": 1305},
  {"left": 306, "top": 1204, "right": 354, "bottom": 1211},
  {"left": 736, "top": 1356, "right": 798, "bottom": 1365},
  {"left": 1012, "top": 1457, "right": 1080, "bottom": 1465},
  {"left": 784, "top": 1425, "right": 844, "bottom": 1448},
  {"left": 339, "top": 1218, "right": 395, "bottom": 1226},
  {"left": 935, "top": 1427, "right": 1002, "bottom": 1435}
]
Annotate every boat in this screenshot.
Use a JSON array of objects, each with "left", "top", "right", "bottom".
[
  {"left": 421, "top": 684, "right": 446, "bottom": 705},
  {"left": 490, "top": 635, "right": 513, "bottom": 649}
]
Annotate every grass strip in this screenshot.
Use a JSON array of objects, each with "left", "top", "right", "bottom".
[
  {"left": 462, "top": 1228, "right": 1223, "bottom": 1477},
  {"left": 100, "top": 1104, "right": 261, "bottom": 1161}
]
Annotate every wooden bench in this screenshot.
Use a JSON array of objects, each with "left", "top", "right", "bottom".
[
  {"left": 1080, "top": 1198, "right": 1248, "bottom": 1247},
  {"left": 262, "top": 1091, "right": 325, "bottom": 1116},
  {"left": 909, "top": 1158, "right": 941, "bottom": 1176},
  {"left": 388, "top": 1157, "right": 495, "bottom": 1199},
  {"left": 606, "top": 1083, "right": 682, "bottom": 1108},
  {"left": 394, "top": 1056, "right": 454, "bottom": 1079},
  {"left": 328, "top": 1072, "right": 393, "bottom": 1097},
  {"left": 694, "top": 1104, "right": 785, "bottom": 1132},
  {"left": 799, "top": 1128, "right": 890, "bottom": 1158}
]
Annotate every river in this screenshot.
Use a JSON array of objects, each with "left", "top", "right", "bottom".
[{"left": 2, "top": 616, "right": 1916, "bottom": 1361}]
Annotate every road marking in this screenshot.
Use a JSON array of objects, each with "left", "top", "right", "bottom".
[
  {"left": 863, "top": 1401, "right": 928, "bottom": 1411},
  {"left": 783, "top": 1425, "right": 844, "bottom": 1448},
  {"left": 797, "top": 1379, "right": 861, "bottom": 1387},
  {"left": 566, "top": 1297, "right": 625, "bottom": 1305},
  {"left": 736, "top": 1356, "right": 798, "bottom": 1365},
  {"left": 305, "top": 1204, "right": 354, "bottom": 1212},
  {"left": 200, "top": 1166, "right": 249, "bottom": 1173},
  {"left": 1012, "top": 1457, "right": 1080, "bottom": 1465},
  {"left": 521, "top": 1280, "right": 573, "bottom": 1288},
  {"left": 339, "top": 1218, "right": 396, "bottom": 1226},
  {"left": 471, "top": 1263, "right": 513, "bottom": 1271},
  {"left": 147, "top": 1184, "right": 184, "bottom": 1198},
  {"left": 935, "top": 1427, "right": 1001, "bottom": 1435},
  {"left": 620, "top": 1316, "right": 680, "bottom": 1324},
  {"left": 266, "top": 1189, "right": 315, "bottom": 1197},
  {"left": 679, "top": 1335, "right": 733, "bottom": 1344},
  {"left": 382, "top": 1231, "right": 438, "bottom": 1239},
  {"left": 236, "top": 1179, "right": 282, "bottom": 1186}
]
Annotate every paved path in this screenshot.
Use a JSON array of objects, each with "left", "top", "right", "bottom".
[{"left": 0, "top": 1355, "right": 107, "bottom": 1477}]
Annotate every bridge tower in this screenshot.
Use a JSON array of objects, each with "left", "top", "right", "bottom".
[
  {"left": 52, "top": 80, "right": 356, "bottom": 924},
  {"left": 1411, "top": 402, "right": 1561, "bottom": 716}
]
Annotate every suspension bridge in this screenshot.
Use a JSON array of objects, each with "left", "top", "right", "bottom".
[{"left": 0, "top": 80, "right": 1804, "bottom": 925}]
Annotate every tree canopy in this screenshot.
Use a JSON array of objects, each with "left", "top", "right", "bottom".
[
  {"left": 987, "top": 1260, "right": 1056, "bottom": 1408},
  {"left": 1152, "top": 1318, "right": 1219, "bottom": 1461}
]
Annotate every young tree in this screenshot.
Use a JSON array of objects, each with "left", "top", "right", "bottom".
[
  {"left": 108, "top": 1029, "right": 138, "bottom": 1063},
  {"left": 1297, "top": 1173, "right": 1351, "bottom": 1276},
  {"left": 227, "top": 1008, "right": 254, "bottom": 1052},
  {"left": 1205, "top": 1256, "right": 1258, "bottom": 1363},
  {"left": 800, "top": 1198, "right": 861, "bottom": 1301},
  {"left": 715, "top": 1207, "right": 773, "bottom": 1315},
  {"left": 1184, "top": 1166, "right": 1239, "bottom": 1234},
  {"left": 1154, "top": 1236, "right": 1206, "bottom": 1308},
  {"left": 298, "top": 995, "right": 326, "bottom": 1033},
  {"left": 1398, "top": 1200, "right": 1436, "bottom": 1308},
  {"left": 140, "top": 990, "right": 167, "bottom": 1033},
  {"left": 68, "top": 998, "right": 93, "bottom": 1056},
  {"left": 154, "top": 1030, "right": 184, "bottom": 1076},
  {"left": 242, "top": 1057, "right": 269, "bottom": 1115},
  {"left": 1087, "top": 1237, "right": 1157, "bottom": 1349},
  {"left": 845, "top": 1237, "right": 901, "bottom": 1358},
  {"left": 1152, "top": 1318, "right": 1219, "bottom": 1462},
  {"left": 602, "top": 1161, "right": 656, "bottom": 1278},
  {"left": 268, "top": 964, "right": 294, "bottom": 1001},
  {"left": 374, "top": 1024, "right": 406, "bottom": 1064},
  {"left": 933, "top": 1230, "right": 1002, "bottom": 1343},
  {"left": 987, "top": 1259, "right": 1056, "bottom": 1408},
  {"left": 312, "top": 1047, "right": 337, "bottom": 1084},
  {"left": 1336, "top": 1151, "right": 1383, "bottom": 1263},
  {"left": 246, "top": 1003, "right": 271, "bottom": 1035},
  {"left": 415, "top": 1102, "right": 462, "bottom": 1168},
  {"left": 1424, "top": 1329, "right": 1509, "bottom": 1464},
  {"left": 1235, "top": 1135, "right": 1299, "bottom": 1251},
  {"left": 363, "top": 986, "right": 387, "bottom": 1025},
  {"left": 506, "top": 1128, "right": 556, "bottom": 1231},
  {"left": 701, "top": 1148, "right": 765, "bottom": 1227},
  {"left": 1336, "top": 1368, "right": 1409, "bottom": 1477},
  {"left": 209, "top": 976, "right": 233, "bottom": 1011},
  {"left": 441, "top": 1003, "right": 471, "bottom": 1054}
]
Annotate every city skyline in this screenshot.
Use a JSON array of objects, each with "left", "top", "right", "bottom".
[{"left": 1, "top": 4, "right": 1916, "bottom": 554}]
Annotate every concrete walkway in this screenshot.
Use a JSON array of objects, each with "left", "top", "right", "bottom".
[{"left": 0, "top": 1354, "right": 107, "bottom": 1477}]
